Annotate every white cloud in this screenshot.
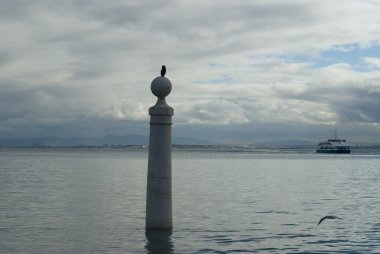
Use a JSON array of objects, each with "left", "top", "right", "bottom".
[
  {"left": 181, "top": 99, "right": 249, "bottom": 124},
  {"left": 363, "top": 57, "right": 380, "bottom": 69},
  {"left": 100, "top": 99, "right": 147, "bottom": 121}
]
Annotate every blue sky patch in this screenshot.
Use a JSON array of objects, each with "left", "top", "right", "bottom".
[
  {"left": 317, "top": 43, "right": 380, "bottom": 71},
  {"left": 265, "top": 43, "right": 380, "bottom": 71}
]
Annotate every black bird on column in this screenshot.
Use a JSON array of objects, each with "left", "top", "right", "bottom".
[{"left": 161, "top": 65, "right": 166, "bottom": 77}]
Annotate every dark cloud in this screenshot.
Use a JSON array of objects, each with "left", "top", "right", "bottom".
[
  {"left": 335, "top": 87, "right": 380, "bottom": 122},
  {"left": 174, "top": 121, "right": 339, "bottom": 144},
  {"left": 0, "top": 0, "right": 380, "bottom": 142}
]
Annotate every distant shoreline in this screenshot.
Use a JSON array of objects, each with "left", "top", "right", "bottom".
[{"left": 1, "top": 144, "right": 379, "bottom": 151}]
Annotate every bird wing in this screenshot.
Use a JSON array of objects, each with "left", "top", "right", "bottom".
[
  {"left": 317, "top": 215, "right": 342, "bottom": 226},
  {"left": 317, "top": 216, "right": 328, "bottom": 226}
]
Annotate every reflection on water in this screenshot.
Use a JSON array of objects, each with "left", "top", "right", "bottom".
[{"left": 145, "top": 229, "right": 173, "bottom": 254}]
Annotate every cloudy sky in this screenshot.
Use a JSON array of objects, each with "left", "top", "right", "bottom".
[{"left": 1, "top": 0, "right": 380, "bottom": 143}]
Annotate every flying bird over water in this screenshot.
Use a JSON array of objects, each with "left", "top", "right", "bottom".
[
  {"left": 317, "top": 215, "right": 342, "bottom": 226},
  {"left": 161, "top": 65, "right": 166, "bottom": 77}
]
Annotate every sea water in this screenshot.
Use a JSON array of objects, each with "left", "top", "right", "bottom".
[{"left": 1, "top": 148, "right": 380, "bottom": 253}]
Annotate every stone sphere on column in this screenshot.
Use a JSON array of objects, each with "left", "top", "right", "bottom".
[{"left": 151, "top": 76, "right": 172, "bottom": 99}]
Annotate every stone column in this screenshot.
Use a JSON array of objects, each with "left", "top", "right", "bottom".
[{"left": 146, "top": 66, "right": 174, "bottom": 229}]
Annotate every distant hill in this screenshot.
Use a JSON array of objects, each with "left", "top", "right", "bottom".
[
  {"left": 256, "top": 139, "right": 316, "bottom": 147},
  {"left": 1, "top": 136, "right": 378, "bottom": 148},
  {"left": 0, "top": 135, "right": 211, "bottom": 147}
]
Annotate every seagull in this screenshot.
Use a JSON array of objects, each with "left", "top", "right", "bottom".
[
  {"left": 317, "top": 215, "right": 342, "bottom": 226},
  {"left": 161, "top": 65, "right": 166, "bottom": 77}
]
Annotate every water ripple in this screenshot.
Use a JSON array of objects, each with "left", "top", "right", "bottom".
[{"left": 2, "top": 149, "right": 380, "bottom": 253}]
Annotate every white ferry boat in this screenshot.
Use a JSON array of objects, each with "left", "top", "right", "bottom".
[{"left": 316, "top": 131, "right": 351, "bottom": 154}]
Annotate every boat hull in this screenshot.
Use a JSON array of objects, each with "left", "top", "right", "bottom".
[{"left": 316, "top": 149, "right": 350, "bottom": 154}]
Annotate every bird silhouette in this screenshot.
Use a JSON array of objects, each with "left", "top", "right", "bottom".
[
  {"left": 161, "top": 65, "right": 166, "bottom": 77},
  {"left": 317, "top": 215, "right": 342, "bottom": 226}
]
